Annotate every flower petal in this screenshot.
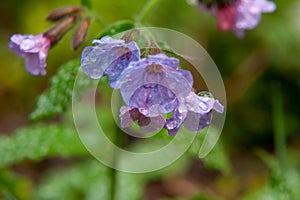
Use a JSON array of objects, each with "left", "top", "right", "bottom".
[
  {"left": 81, "top": 36, "right": 140, "bottom": 85},
  {"left": 117, "top": 54, "right": 193, "bottom": 113},
  {"left": 25, "top": 54, "right": 46, "bottom": 75},
  {"left": 184, "top": 111, "right": 213, "bottom": 131},
  {"left": 9, "top": 34, "right": 50, "bottom": 76},
  {"left": 129, "top": 84, "right": 179, "bottom": 117},
  {"left": 165, "top": 109, "right": 187, "bottom": 136},
  {"left": 119, "top": 106, "right": 165, "bottom": 133},
  {"left": 179, "top": 91, "right": 215, "bottom": 114}
]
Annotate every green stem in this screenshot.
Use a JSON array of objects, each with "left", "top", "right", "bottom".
[
  {"left": 89, "top": 10, "right": 108, "bottom": 27},
  {"left": 81, "top": 0, "right": 92, "bottom": 10},
  {"left": 80, "top": 0, "right": 107, "bottom": 27},
  {"left": 110, "top": 127, "right": 125, "bottom": 200},
  {"left": 137, "top": 0, "right": 161, "bottom": 23},
  {"left": 272, "top": 83, "right": 287, "bottom": 173},
  {"left": 110, "top": 94, "right": 126, "bottom": 200},
  {"left": 110, "top": 167, "right": 117, "bottom": 200}
]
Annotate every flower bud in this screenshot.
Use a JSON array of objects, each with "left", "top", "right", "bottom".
[
  {"left": 72, "top": 17, "right": 90, "bottom": 50},
  {"left": 43, "top": 14, "right": 80, "bottom": 46},
  {"left": 46, "top": 6, "right": 82, "bottom": 22}
]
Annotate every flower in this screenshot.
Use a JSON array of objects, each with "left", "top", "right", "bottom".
[
  {"left": 80, "top": 36, "right": 224, "bottom": 136},
  {"left": 196, "top": 0, "right": 276, "bottom": 37},
  {"left": 115, "top": 54, "right": 193, "bottom": 117},
  {"left": 9, "top": 34, "right": 51, "bottom": 75},
  {"left": 119, "top": 106, "right": 166, "bottom": 133},
  {"left": 164, "top": 109, "right": 187, "bottom": 136},
  {"left": 165, "top": 91, "right": 224, "bottom": 135},
  {"left": 233, "top": 0, "right": 276, "bottom": 37},
  {"left": 81, "top": 36, "right": 140, "bottom": 88},
  {"left": 182, "top": 91, "right": 224, "bottom": 131}
]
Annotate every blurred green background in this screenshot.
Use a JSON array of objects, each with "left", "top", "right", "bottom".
[{"left": 0, "top": 0, "right": 300, "bottom": 199}]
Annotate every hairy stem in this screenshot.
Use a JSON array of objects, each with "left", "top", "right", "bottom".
[
  {"left": 272, "top": 83, "right": 287, "bottom": 172},
  {"left": 81, "top": 0, "right": 92, "bottom": 10},
  {"left": 110, "top": 94, "right": 126, "bottom": 200},
  {"left": 137, "top": 0, "right": 162, "bottom": 23},
  {"left": 89, "top": 10, "right": 108, "bottom": 27}
]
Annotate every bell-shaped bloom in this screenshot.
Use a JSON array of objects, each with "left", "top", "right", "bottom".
[
  {"left": 233, "top": 0, "right": 276, "bottom": 37},
  {"left": 196, "top": 0, "right": 276, "bottom": 37},
  {"left": 119, "top": 106, "right": 165, "bottom": 133},
  {"left": 115, "top": 54, "right": 193, "bottom": 117},
  {"left": 81, "top": 36, "right": 140, "bottom": 88},
  {"left": 216, "top": 0, "right": 276, "bottom": 37},
  {"left": 165, "top": 91, "right": 224, "bottom": 135},
  {"left": 9, "top": 34, "right": 51, "bottom": 75}
]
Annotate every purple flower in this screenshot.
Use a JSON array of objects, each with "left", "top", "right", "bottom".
[
  {"left": 233, "top": 0, "right": 276, "bottom": 37},
  {"left": 115, "top": 54, "right": 193, "bottom": 117},
  {"left": 9, "top": 34, "right": 51, "bottom": 75},
  {"left": 165, "top": 91, "right": 224, "bottom": 135},
  {"left": 164, "top": 109, "right": 187, "bottom": 136},
  {"left": 119, "top": 106, "right": 165, "bottom": 133},
  {"left": 195, "top": 0, "right": 276, "bottom": 37},
  {"left": 81, "top": 36, "right": 140, "bottom": 88}
]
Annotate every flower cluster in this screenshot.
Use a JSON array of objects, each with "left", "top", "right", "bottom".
[
  {"left": 189, "top": 0, "right": 276, "bottom": 37},
  {"left": 81, "top": 36, "right": 224, "bottom": 135}
]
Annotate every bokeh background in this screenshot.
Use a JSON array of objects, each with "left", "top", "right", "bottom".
[{"left": 0, "top": 0, "right": 300, "bottom": 199}]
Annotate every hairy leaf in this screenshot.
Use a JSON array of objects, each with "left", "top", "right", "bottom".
[
  {"left": 30, "top": 59, "right": 91, "bottom": 121},
  {"left": 32, "top": 160, "right": 145, "bottom": 200},
  {"left": 32, "top": 161, "right": 110, "bottom": 200},
  {"left": 0, "top": 125, "right": 87, "bottom": 168}
]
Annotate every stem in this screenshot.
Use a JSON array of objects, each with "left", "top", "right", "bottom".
[
  {"left": 272, "top": 83, "right": 287, "bottom": 172},
  {"left": 80, "top": 0, "right": 107, "bottom": 27},
  {"left": 81, "top": 0, "right": 92, "bottom": 10},
  {"left": 110, "top": 167, "right": 117, "bottom": 200},
  {"left": 110, "top": 94, "right": 126, "bottom": 200},
  {"left": 137, "top": 0, "right": 161, "bottom": 23},
  {"left": 89, "top": 10, "right": 108, "bottom": 27}
]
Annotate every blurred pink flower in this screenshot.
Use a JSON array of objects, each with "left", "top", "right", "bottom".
[
  {"left": 217, "top": 5, "right": 237, "bottom": 32},
  {"left": 9, "top": 34, "right": 51, "bottom": 75},
  {"left": 196, "top": 0, "right": 276, "bottom": 37}
]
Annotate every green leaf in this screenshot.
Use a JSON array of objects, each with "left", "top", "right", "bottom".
[
  {"left": 0, "top": 125, "right": 87, "bottom": 168},
  {"left": 242, "top": 150, "right": 300, "bottom": 200},
  {"left": 30, "top": 59, "right": 91, "bottom": 121},
  {"left": 32, "top": 160, "right": 110, "bottom": 200},
  {"left": 0, "top": 170, "right": 32, "bottom": 200},
  {"left": 202, "top": 139, "right": 231, "bottom": 174},
  {"left": 32, "top": 160, "right": 146, "bottom": 200},
  {"left": 98, "top": 20, "right": 135, "bottom": 38},
  {"left": 188, "top": 131, "right": 231, "bottom": 173}
]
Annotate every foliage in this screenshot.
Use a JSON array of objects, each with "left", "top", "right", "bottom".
[
  {"left": 188, "top": 130, "right": 231, "bottom": 174},
  {"left": 32, "top": 160, "right": 146, "bottom": 200},
  {"left": 1, "top": 0, "right": 300, "bottom": 199},
  {"left": 98, "top": 20, "right": 135, "bottom": 38},
  {"left": 30, "top": 59, "right": 92, "bottom": 121},
  {"left": 242, "top": 150, "right": 300, "bottom": 200},
  {"left": 0, "top": 125, "right": 87, "bottom": 169}
]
